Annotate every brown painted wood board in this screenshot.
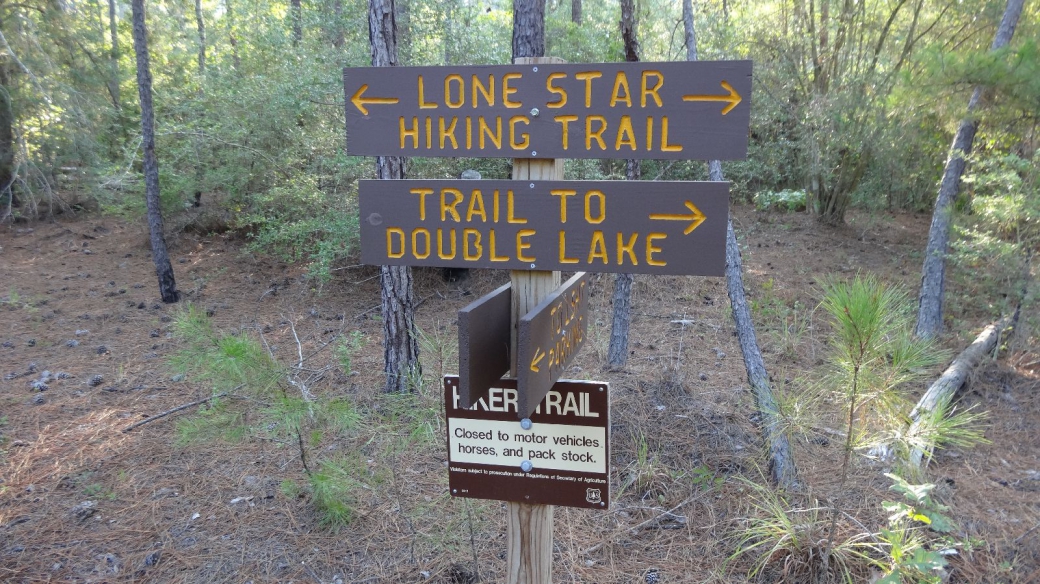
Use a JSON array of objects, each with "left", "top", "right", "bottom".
[
  {"left": 444, "top": 375, "right": 610, "bottom": 509},
  {"left": 343, "top": 60, "right": 752, "bottom": 160},
  {"left": 517, "top": 273, "right": 589, "bottom": 418},
  {"left": 458, "top": 282, "right": 512, "bottom": 409},
  {"left": 359, "top": 179, "right": 729, "bottom": 275}
]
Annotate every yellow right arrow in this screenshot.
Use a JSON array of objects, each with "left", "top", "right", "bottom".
[
  {"left": 350, "top": 84, "right": 399, "bottom": 115},
  {"left": 530, "top": 347, "right": 546, "bottom": 373},
  {"left": 649, "top": 201, "right": 707, "bottom": 235},
  {"left": 682, "top": 81, "right": 742, "bottom": 115}
]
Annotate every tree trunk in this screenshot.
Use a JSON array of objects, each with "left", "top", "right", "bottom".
[
  {"left": 687, "top": 2, "right": 799, "bottom": 490},
  {"left": 571, "top": 0, "right": 581, "bottom": 24},
  {"left": 915, "top": 0, "right": 1025, "bottom": 339},
  {"left": 108, "top": 0, "right": 121, "bottom": 110},
  {"left": 193, "top": 0, "right": 206, "bottom": 207},
  {"left": 225, "top": 0, "right": 241, "bottom": 71},
  {"left": 0, "top": 56, "right": 16, "bottom": 213},
  {"left": 194, "top": 0, "right": 206, "bottom": 74},
  {"left": 131, "top": 0, "right": 179, "bottom": 303},
  {"left": 290, "top": 0, "right": 303, "bottom": 48},
  {"left": 606, "top": 0, "right": 640, "bottom": 369},
  {"left": 332, "top": 0, "right": 345, "bottom": 50},
  {"left": 512, "top": 0, "right": 545, "bottom": 60},
  {"left": 368, "top": 0, "right": 420, "bottom": 393},
  {"left": 907, "top": 314, "right": 1012, "bottom": 468}
]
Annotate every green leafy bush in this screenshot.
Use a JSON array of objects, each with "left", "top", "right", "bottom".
[{"left": 754, "top": 189, "right": 807, "bottom": 212}]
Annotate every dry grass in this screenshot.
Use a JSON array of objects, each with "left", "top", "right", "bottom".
[{"left": 1, "top": 207, "right": 1037, "bottom": 582}]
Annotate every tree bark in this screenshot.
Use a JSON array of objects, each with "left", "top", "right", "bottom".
[
  {"left": 907, "top": 314, "right": 1012, "bottom": 468},
  {"left": 367, "top": 0, "right": 420, "bottom": 393},
  {"left": 193, "top": 0, "right": 206, "bottom": 207},
  {"left": 332, "top": 0, "right": 345, "bottom": 50},
  {"left": 225, "top": 0, "right": 241, "bottom": 71},
  {"left": 512, "top": 0, "right": 545, "bottom": 60},
  {"left": 108, "top": 0, "right": 121, "bottom": 110},
  {"left": 131, "top": 0, "right": 179, "bottom": 303},
  {"left": 914, "top": 0, "right": 1025, "bottom": 339},
  {"left": 290, "top": 0, "right": 303, "bottom": 48},
  {"left": 194, "top": 0, "right": 206, "bottom": 74},
  {"left": 0, "top": 55, "right": 16, "bottom": 213},
  {"left": 687, "top": 1, "right": 799, "bottom": 490},
  {"left": 571, "top": 0, "right": 581, "bottom": 24},
  {"left": 606, "top": 0, "right": 640, "bottom": 369}
]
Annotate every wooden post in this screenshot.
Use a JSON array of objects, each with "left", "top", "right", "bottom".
[{"left": 507, "top": 54, "right": 563, "bottom": 584}]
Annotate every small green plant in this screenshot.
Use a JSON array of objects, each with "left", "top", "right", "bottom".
[
  {"left": 334, "top": 331, "right": 365, "bottom": 375},
  {"left": 874, "top": 473, "right": 954, "bottom": 583},
  {"left": 416, "top": 324, "right": 458, "bottom": 380},
  {"left": 308, "top": 456, "right": 381, "bottom": 531},
  {"left": 754, "top": 189, "right": 808, "bottom": 212}
]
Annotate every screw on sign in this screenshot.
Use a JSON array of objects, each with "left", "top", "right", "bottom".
[{"left": 343, "top": 61, "right": 752, "bottom": 160}]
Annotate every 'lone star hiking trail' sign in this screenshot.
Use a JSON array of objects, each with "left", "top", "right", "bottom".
[
  {"left": 359, "top": 180, "right": 729, "bottom": 276},
  {"left": 344, "top": 61, "right": 752, "bottom": 160}
]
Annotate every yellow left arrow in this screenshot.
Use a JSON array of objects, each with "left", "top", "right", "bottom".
[
  {"left": 649, "top": 201, "right": 707, "bottom": 235},
  {"left": 351, "top": 84, "right": 399, "bottom": 115},
  {"left": 530, "top": 347, "right": 546, "bottom": 373}
]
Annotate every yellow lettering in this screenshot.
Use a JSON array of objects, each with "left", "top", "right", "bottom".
[
  {"left": 507, "top": 190, "right": 527, "bottom": 224},
  {"left": 587, "top": 231, "right": 608, "bottom": 264},
  {"left": 444, "top": 74, "right": 464, "bottom": 108},
  {"left": 646, "top": 233, "right": 666, "bottom": 265},
  {"left": 660, "top": 116, "right": 682, "bottom": 152},
  {"left": 478, "top": 117, "right": 502, "bottom": 149},
  {"left": 610, "top": 72, "right": 632, "bottom": 107},
  {"left": 546, "top": 72, "right": 567, "bottom": 108},
  {"left": 465, "top": 117, "right": 473, "bottom": 149},
  {"left": 615, "top": 115, "right": 637, "bottom": 150},
  {"left": 463, "top": 228, "right": 482, "bottom": 260},
  {"left": 575, "top": 71, "right": 602, "bottom": 107},
  {"left": 555, "top": 115, "right": 578, "bottom": 150},
  {"left": 440, "top": 188, "right": 463, "bottom": 222},
  {"left": 472, "top": 75, "right": 495, "bottom": 107},
  {"left": 425, "top": 117, "right": 432, "bottom": 149},
  {"left": 509, "top": 116, "right": 530, "bottom": 149},
  {"left": 585, "top": 115, "right": 607, "bottom": 150},
  {"left": 516, "top": 229, "right": 535, "bottom": 262},
  {"left": 492, "top": 189, "right": 501, "bottom": 223},
  {"left": 645, "top": 116, "right": 654, "bottom": 151},
  {"left": 437, "top": 228, "right": 456, "bottom": 259},
  {"left": 503, "top": 73, "right": 522, "bottom": 108},
  {"left": 641, "top": 71, "right": 663, "bottom": 107},
  {"left": 399, "top": 117, "right": 419, "bottom": 148},
  {"left": 386, "top": 227, "right": 405, "bottom": 258},
  {"left": 551, "top": 189, "right": 577, "bottom": 222},
  {"left": 617, "top": 233, "right": 638, "bottom": 265},
  {"left": 418, "top": 75, "right": 438, "bottom": 109},
  {"left": 410, "top": 188, "right": 433, "bottom": 220},
  {"left": 466, "top": 189, "right": 487, "bottom": 222},
  {"left": 489, "top": 230, "right": 509, "bottom": 262},
  {"left": 584, "top": 190, "right": 605, "bottom": 223},
  {"left": 439, "top": 117, "right": 459, "bottom": 149},
  {"left": 411, "top": 228, "right": 431, "bottom": 259},
  {"left": 559, "top": 231, "right": 578, "bottom": 264}
]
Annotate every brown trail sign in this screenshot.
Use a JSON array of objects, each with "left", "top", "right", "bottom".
[
  {"left": 458, "top": 282, "right": 512, "bottom": 409},
  {"left": 517, "top": 272, "right": 589, "bottom": 418},
  {"left": 444, "top": 375, "right": 610, "bottom": 509},
  {"left": 359, "top": 179, "right": 729, "bottom": 276},
  {"left": 343, "top": 61, "right": 752, "bottom": 160}
]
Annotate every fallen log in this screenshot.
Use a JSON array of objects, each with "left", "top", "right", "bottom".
[{"left": 907, "top": 313, "right": 1015, "bottom": 468}]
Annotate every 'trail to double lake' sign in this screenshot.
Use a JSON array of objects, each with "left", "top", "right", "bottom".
[
  {"left": 445, "top": 375, "right": 610, "bottom": 509},
  {"left": 359, "top": 180, "right": 729, "bottom": 276},
  {"left": 343, "top": 61, "right": 752, "bottom": 160}
]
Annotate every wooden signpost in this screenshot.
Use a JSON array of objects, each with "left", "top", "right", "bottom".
[
  {"left": 343, "top": 61, "right": 752, "bottom": 160},
  {"left": 346, "top": 50, "right": 750, "bottom": 583},
  {"left": 359, "top": 179, "right": 729, "bottom": 275}
]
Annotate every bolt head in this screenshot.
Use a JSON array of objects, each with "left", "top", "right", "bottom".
[
  {"left": 520, "top": 418, "right": 533, "bottom": 430},
  {"left": 520, "top": 460, "right": 533, "bottom": 472}
]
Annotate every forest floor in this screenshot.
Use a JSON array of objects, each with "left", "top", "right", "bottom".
[{"left": 1, "top": 204, "right": 1038, "bottom": 583}]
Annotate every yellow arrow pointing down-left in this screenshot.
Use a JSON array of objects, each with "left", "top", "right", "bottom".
[
  {"left": 529, "top": 347, "right": 546, "bottom": 373},
  {"left": 649, "top": 201, "right": 707, "bottom": 235},
  {"left": 351, "top": 85, "right": 399, "bottom": 115}
]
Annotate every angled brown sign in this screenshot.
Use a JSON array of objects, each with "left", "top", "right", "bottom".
[
  {"left": 458, "top": 283, "right": 511, "bottom": 409},
  {"left": 359, "top": 179, "right": 729, "bottom": 276},
  {"left": 344, "top": 60, "right": 752, "bottom": 160},
  {"left": 444, "top": 375, "right": 610, "bottom": 510},
  {"left": 517, "top": 273, "right": 589, "bottom": 418}
]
